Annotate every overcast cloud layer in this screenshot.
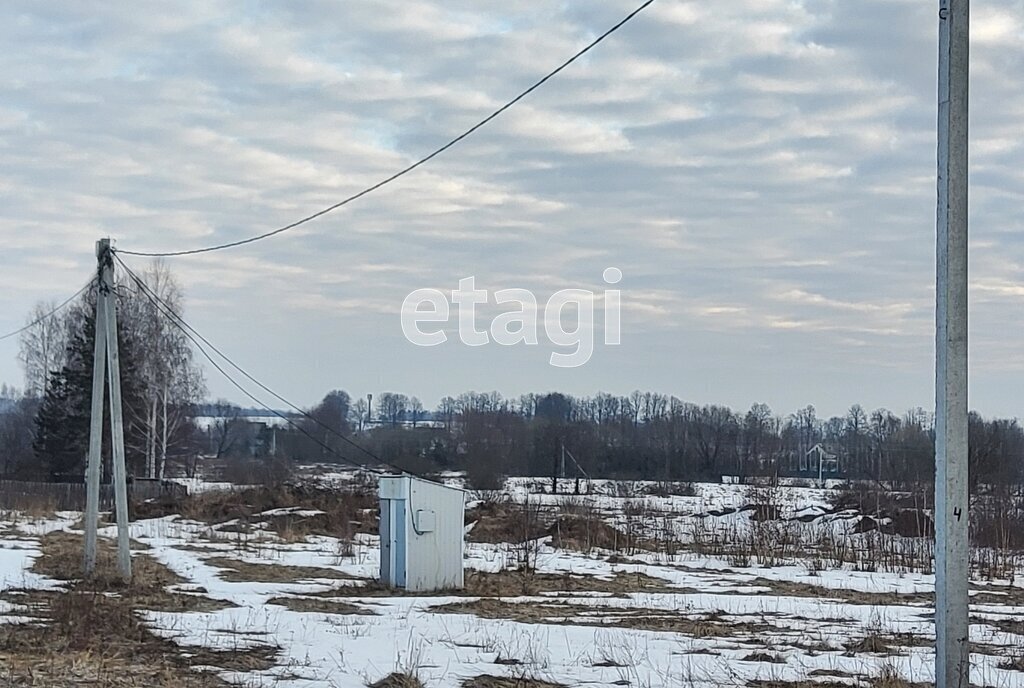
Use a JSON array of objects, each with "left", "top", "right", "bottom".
[{"left": 1, "top": 0, "right": 1022, "bottom": 419}]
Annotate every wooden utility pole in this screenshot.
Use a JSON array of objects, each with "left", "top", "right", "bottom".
[
  {"left": 935, "top": 1, "right": 969, "bottom": 686},
  {"left": 83, "top": 238, "right": 132, "bottom": 581}
]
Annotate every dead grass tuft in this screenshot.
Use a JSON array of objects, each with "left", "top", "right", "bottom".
[
  {"left": 205, "top": 556, "right": 355, "bottom": 583},
  {"left": 267, "top": 595, "right": 377, "bottom": 615},
  {"left": 464, "top": 568, "right": 673, "bottom": 597},
  {"left": 368, "top": 672, "right": 425, "bottom": 688},
  {"left": 462, "top": 676, "right": 565, "bottom": 688},
  {"left": 431, "top": 598, "right": 770, "bottom": 639},
  {"left": 745, "top": 577, "right": 931, "bottom": 607},
  {"left": 466, "top": 500, "right": 547, "bottom": 544},
  {"left": 741, "top": 652, "right": 786, "bottom": 664},
  {"left": 868, "top": 664, "right": 931, "bottom": 688},
  {"left": 315, "top": 568, "right": 676, "bottom": 599},
  {"left": 843, "top": 634, "right": 893, "bottom": 655},
  {"left": 546, "top": 515, "right": 630, "bottom": 552}
]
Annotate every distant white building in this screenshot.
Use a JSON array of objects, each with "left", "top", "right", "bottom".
[
  {"left": 378, "top": 475, "right": 465, "bottom": 592},
  {"left": 803, "top": 443, "right": 839, "bottom": 477}
]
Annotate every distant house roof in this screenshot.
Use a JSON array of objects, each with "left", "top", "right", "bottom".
[{"left": 806, "top": 443, "right": 837, "bottom": 459}]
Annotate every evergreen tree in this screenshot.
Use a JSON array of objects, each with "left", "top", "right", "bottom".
[{"left": 32, "top": 292, "right": 147, "bottom": 481}]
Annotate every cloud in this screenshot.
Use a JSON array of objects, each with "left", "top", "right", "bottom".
[{"left": 0, "top": 0, "right": 1022, "bottom": 417}]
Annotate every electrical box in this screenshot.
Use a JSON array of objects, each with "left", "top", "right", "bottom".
[
  {"left": 414, "top": 509, "right": 436, "bottom": 533},
  {"left": 378, "top": 475, "right": 464, "bottom": 592}
]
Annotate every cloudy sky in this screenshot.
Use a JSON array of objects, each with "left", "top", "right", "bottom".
[{"left": 1, "top": 0, "right": 1022, "bottom": 419}]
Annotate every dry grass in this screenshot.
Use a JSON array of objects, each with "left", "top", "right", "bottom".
[
  {"left": 136, "top": 483, "right": 379, "bottom": 540},
  {"left": 741, "top": 652, "right": 786, "bottom": 664},
  {"left": 0, "top": 588, "right": 267, "bottom": 687},
  {"left": 466, "top": 500, "right": 547, "bottom": 544},
  {"left": 462, "top": 676, "right": 566, "bottom": 688},
  {"left": 367, "top": 672, "right": 425, "bottom": 688},
  {"left": 999, "top": 653, "right": 1024, "bottom": 672},
  {"left": 30, "top": 532, "right": 234, "bottom": 614},
  {"left": 266, "top": 595, "right": 377, "bottom": 615},
  {"left": 746, "top": 682, "right": 852, "bottom": 688},
  {"left": 0, "top": 492, "right": 60, "bottom": 520},
  {"left": 843, "top": 634, "right": 893, "bottom": 655},
  {"left": 312, "top": 568, "right": 676, "bottom": 599},
  {"left": 867, "top": 664, "right": 931, "bottom": 688},
  {"left": 431, "top": 598, "right": 771, "bottom": 638},
  {"left": 0, "top": 529, "right": 269, "bottom": 687},
  {"left": 743, "top": 577, "right": 932, "bottom": 607},
  {"left": 205, "top": 556, "right": 355, "bottom": 583},
  {"left": 546, "top": 515, "right": 630, "bottom": 552},
  {"left": 464, "top": 568, "right": 673, "bottom": 597}
]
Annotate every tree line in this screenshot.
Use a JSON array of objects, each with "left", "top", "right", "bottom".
[
  {"left": 4, "top": 262, "right": 1021, "bottom": 489},
  {"left": 221, "top": 389, "right": 1023, "bottom": 491}
]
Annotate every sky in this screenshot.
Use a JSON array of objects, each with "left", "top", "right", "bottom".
[{"left": 1, "top": 0, "right": 1022, "bottom": 420}]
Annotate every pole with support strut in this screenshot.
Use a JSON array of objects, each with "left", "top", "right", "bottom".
[
  {"left": 935, "top": 0, "right": 969, "bottom": 686},
  {"left": 83, "top": 246, "right": 107, "bottom": 576},
  {"left": 83, "top": 238, "right": 132, "bottom": 581}
]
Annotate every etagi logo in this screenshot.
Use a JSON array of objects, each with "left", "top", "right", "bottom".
[{"left": 401, "top": 268, "right": 622, "bottom": 368}]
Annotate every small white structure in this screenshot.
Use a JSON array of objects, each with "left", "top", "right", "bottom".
[{"left": 378, "top": 474, "right": 465, "bottom": 592}]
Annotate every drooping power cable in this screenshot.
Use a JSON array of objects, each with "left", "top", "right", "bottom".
[{"left": 115, "top": 0, "right": 656, "bottom": 258}]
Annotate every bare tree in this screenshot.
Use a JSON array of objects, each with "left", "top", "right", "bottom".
[
  {"left": 121, "top": 261, "right": 206, "bottom": 478},
  {"left": 18, "top": 300, "right": 71, "bottom": 398},
  {"left": 378, "top": 392, "right": 409, "bottom": 426},
  {"left": 350, "top": 397, "right": 368, "bottom": 432},
  {"left": 408, "top": 396, "right": 425, "bottom": 427}
]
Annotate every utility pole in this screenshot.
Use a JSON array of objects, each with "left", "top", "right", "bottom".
[
  {"left": 935, "top": 1, "right": 969, "bottom": 686},
  {"left": 83, "top": 274, "right": 107, "bottom": 575},
  {"left": 83, "top": 238, "right": 132, "bottom": 581}
]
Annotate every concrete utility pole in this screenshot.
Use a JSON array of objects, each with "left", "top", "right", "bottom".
[
  {"left": 935, "top": 1, "right": 969, "bottom": 686},
  {"left": 83, "top": 272, "right": 107, "bottom": 576},
  {"left": 83, "top": 239, "right": 132, "bottom": 581}
]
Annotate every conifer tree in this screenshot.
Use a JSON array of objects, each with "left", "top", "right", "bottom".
[{"left": 32, "top": 291, "right": 147, "bottom": 480}]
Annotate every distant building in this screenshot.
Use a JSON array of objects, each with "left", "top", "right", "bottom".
[{"left": 802, "top": 443, "right": 839, "bottom": 476}]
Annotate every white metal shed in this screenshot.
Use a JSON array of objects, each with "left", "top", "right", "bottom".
[{"left": 378, "top": 474, "right": 465, "bottom": 592}]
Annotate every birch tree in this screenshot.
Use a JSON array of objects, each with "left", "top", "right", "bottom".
[
  {"left": 121, "top": 261, "right": 205, "bottom": 479},
  {"left": 18, "top": 300, "right": 71, "bottom": 398}
]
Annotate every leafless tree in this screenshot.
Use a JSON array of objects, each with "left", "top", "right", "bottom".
[
  {"left": 18, "top": 300, "right": 71, "bottom": 398},
  {"left": 350, "top": 397, "right": 368, "bottom": 432},
  {"left": 378, "top": 392, "right": 408, "bottom": 426},
  {"left": 120, "top": 261, "right": 206, "bottom": 479},
  {"left": 408, "top": 396, "right": 425, "bottom": 427}
]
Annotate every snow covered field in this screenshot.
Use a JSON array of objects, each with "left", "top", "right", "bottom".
[{"left": 3, "top": 477, "right": 1024, "bottom": 687}]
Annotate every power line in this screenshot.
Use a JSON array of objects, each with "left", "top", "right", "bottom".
[
  {"left": 114, "top": 254, "right": 411, "bottom": 476},
  {"left": 0, "top": 279, "right": 96, "bottom": 342},
  {"left": 116, "top": 0, "right": 656, "bottom": 258},
  {"left": 117, "top": 258, "right": 382, "bottom": 475}
]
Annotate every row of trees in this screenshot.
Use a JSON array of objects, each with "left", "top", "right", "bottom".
[
  {"left": 4, "top": 262, "right": 1021, "bottom": 489},
  {"left": 7, "top": 262, "right": 205, "bottom": 481},
  {"left": 214, "top": 389, "right": 1023, "bottom": 491}
]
